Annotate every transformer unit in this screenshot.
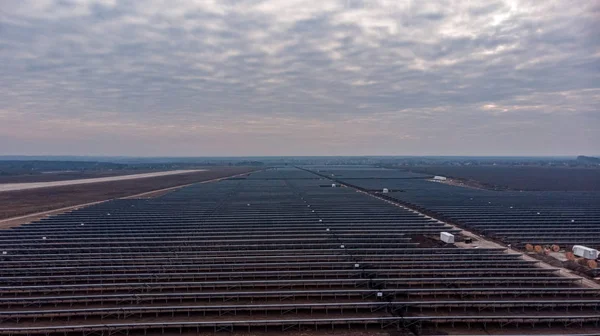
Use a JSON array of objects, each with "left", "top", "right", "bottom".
[
  {"left": 572, "top": 245, "right": 599, "bottom": 259},
  {"left": 440, "top": 232, "right": 455, "bottom": 244}
]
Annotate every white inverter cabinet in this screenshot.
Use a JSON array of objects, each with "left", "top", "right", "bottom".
[
  {"left": 572, "top": 245, "right": 599, "bottom": 259},
  {"left": 440, "top": 232, "right": 455, "bottom": 244}
]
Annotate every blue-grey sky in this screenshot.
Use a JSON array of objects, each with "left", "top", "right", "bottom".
[{"left": 1, "top": 0, "right": 598, "bottom": 156}]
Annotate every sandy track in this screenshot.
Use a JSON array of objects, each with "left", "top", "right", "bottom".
[
  {"left": 0, "top": 169, "right": 256, "bottom": 229},
  {"left": 0, "top": 170, "right": 205, "bottom": 192}
]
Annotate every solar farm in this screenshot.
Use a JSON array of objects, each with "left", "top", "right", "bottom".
[
  {"left": 1, "top": 167, "right": 600, "bottom": 335},
  {"left": 315, "top": 167, "right": 600, "bottom": 257}
]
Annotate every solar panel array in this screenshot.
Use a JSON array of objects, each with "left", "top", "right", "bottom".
[
  {"left": 1, "top": 167, "right": 599, "bottom": 335},
  {"left": 312, "top": 166, "right": 600, "bottom": 251}
]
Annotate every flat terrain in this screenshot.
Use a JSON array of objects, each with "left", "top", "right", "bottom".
[
  {"left": 1, "top": 167, "right": 598, "bottom": 336},
  {"left": 0, "top": 170, "right": 168, "bottom": 184},
  {"left": 0, "top": 167, "right": 257, "bottom": 221},
  {"left": 0, "top": 170, "right": 204, "bottom": 192},
  {"left": 320, "top": 166, "right": 600, "bottom": 277},
  {"left": 409, "top": 166, "right": 600, "bottom": 191}
]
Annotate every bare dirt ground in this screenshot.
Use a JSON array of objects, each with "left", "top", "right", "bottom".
[
  {"left": 427, "top": 178, "right": 489, "bottom": 191},
  {"left": 0, "top": 171, "right": 237, "bottom": 230},
  {"left": 0, "top": 170, "right": 205, "bottom": 192},
  {"left": 0, "top": 199, "right": 109, "bottom": 230},
  {"left": 0, "top": 169, "right": 169, "bottom": 184},
  {"left": 0, "top": 167, "right": 258, "bottom": 222}
]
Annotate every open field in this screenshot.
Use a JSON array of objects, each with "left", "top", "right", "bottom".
[
  {"left": 0, "top": 170, "right": 178, "bottom": 184},
  {"left": 408, "top": 166, "right": 600, "bottom": 191},
  {"left": 0, "top": 169, "right": 205, "bottom": 192},
  {"left": 0, "top": 159, "right": 223, "bottom": 184},
  {"left": 0, "top": 167, "right": 257, "bottom": 221}
]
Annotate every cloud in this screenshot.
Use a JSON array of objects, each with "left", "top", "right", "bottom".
[{"left": 0, "top": 0, "right": 598, "bottom": 156}]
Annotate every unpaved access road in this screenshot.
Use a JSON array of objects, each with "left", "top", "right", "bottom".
[
  {"left": 0, "top": 170, "right": 205, "bottom": 192},
  {"left": 0, "top": 167, "right": 259, "bottom": 226}
]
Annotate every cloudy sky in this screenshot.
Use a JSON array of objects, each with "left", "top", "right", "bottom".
[{"left": 0, "top": 0, "right": 598, "bottom": 156}]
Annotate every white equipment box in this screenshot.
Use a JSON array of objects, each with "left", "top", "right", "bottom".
[
  {"left": 440, "top": 232, "right": 455, "bottom": 244},
  {"left": 572, "top": 245, "right": 599, "bottom": 259}
]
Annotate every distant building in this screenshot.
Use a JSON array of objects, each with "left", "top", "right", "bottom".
[{"left": 433, "top": 176, "right": 447, "bottom": 181}]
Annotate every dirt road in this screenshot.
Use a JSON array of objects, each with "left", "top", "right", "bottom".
[{"left": 0, "top": 170, "right": 205, "bottom": 192}]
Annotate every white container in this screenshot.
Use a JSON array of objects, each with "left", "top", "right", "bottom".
[
  {"left": 331, "top": 184, "right": 336, "bottom": 188},
  {"left": 382, "top": 188, "right": 389, "bottom": 193},
  {"left": 434, "top": 176, "right": 447, "bottom": 181},
  {"left": 440, "top": 232, "right": 455, "bottom": 244},
  {"left": 572, "top": 245, "right": 599, "bottom": 259}
]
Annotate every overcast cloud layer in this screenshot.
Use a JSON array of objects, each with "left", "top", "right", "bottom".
[{"left": 1, "top": 0, "right": 598, "bottom": 156}]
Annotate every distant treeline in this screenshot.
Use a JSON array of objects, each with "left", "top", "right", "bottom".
[
  {"left": 0, "top": 161, "right": 125, "bottom": 176},
  {"left": 577, "top": 156, "right": 600, "bottom": 164}
]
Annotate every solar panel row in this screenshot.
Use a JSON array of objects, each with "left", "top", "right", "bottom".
[
  {"left": 311, "top": 167, "right": 600, "bottom": 252},
  {"left": 1, "top": 167, "right": 599, "bottom": 335}
]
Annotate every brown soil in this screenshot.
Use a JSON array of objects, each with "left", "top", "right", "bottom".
[
  {"left": 429, "top": 178, "right": 490, "bottom": 191},
  {"left": 0, "top": 167, "right": 258, "bottom": 222},
  {"left": 0, "top": 169, "right": 174, "bottom": 184}
]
